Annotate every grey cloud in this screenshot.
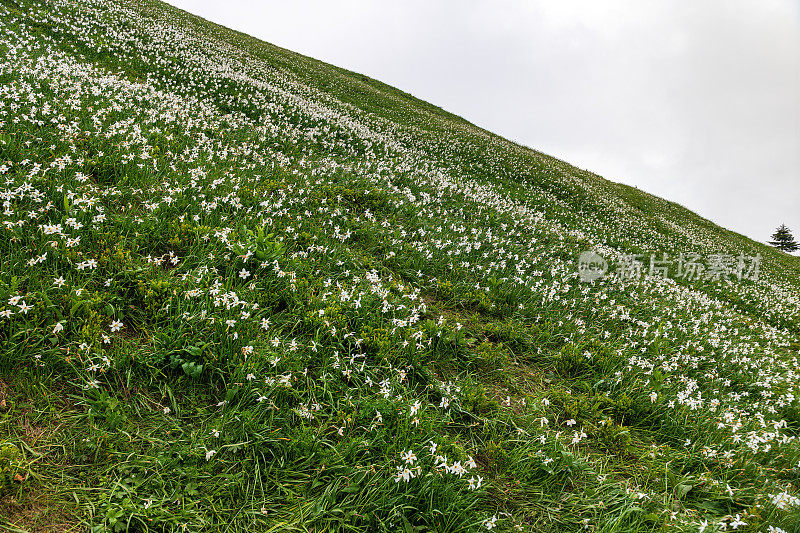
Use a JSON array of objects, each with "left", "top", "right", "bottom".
[{"left": 166, "top": 0, "right": 800, "bottom": 247}]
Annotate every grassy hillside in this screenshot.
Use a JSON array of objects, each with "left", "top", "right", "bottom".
[{"left": 1, "top": 0, "right": 799, "bottom": 531}]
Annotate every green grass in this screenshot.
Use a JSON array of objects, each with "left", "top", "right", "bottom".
[{"left": 0, "top": 0, "right": 799, "bottom": 531}]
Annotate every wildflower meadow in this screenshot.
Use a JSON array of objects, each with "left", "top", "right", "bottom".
[{"left": 0, "top": 0, "right": 799, "bottom": 531}]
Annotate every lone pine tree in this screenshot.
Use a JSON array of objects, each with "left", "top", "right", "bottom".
[{"left": 769, "top": 224, "right": 799, "bottom": 253}]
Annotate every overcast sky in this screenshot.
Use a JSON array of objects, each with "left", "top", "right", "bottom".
[{"left": 165, "top": 0, "right": 799, "bottom": 248}]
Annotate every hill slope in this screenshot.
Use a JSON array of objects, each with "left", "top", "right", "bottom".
[{"left": 0, "top": 0, "right": 799, "bottom": 531}]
